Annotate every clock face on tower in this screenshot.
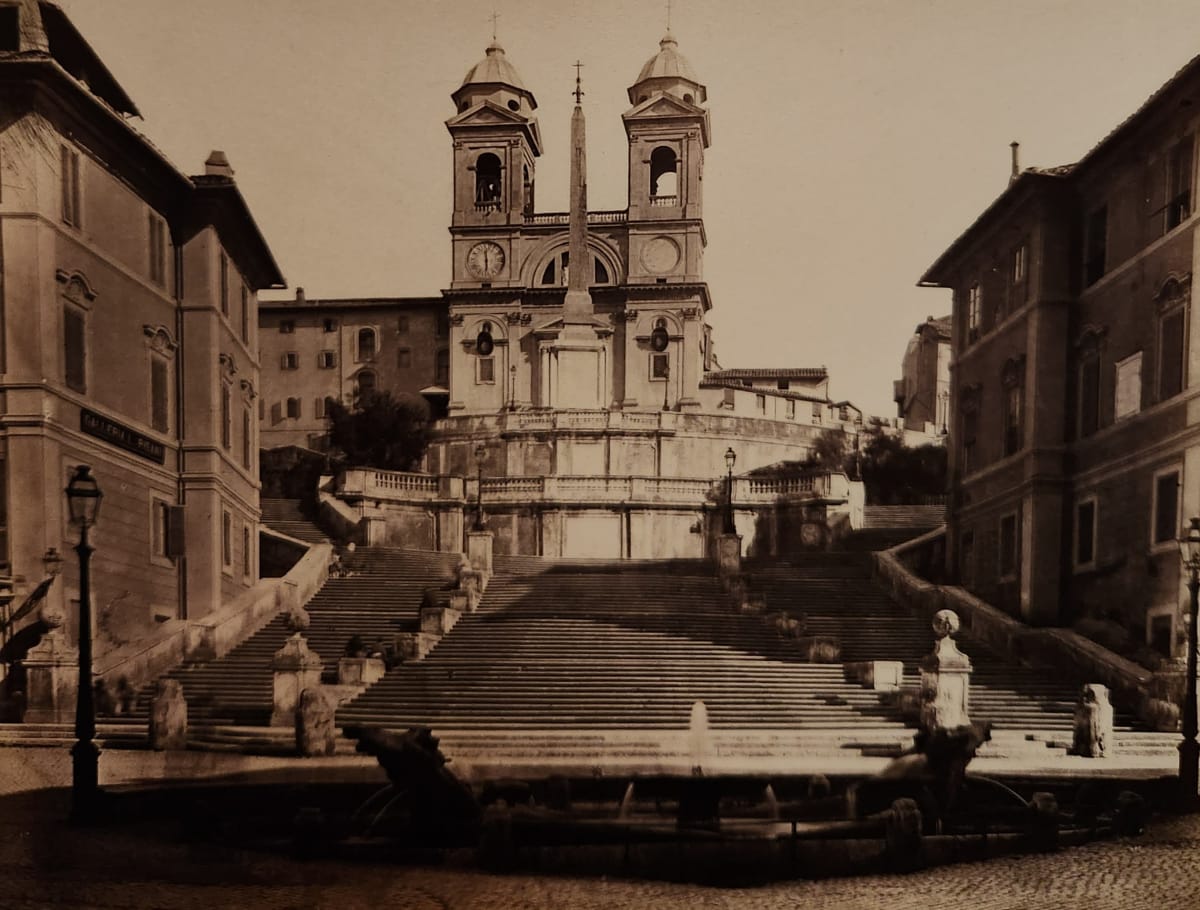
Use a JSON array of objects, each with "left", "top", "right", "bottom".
[{"left": 467, "top": 241, "right": 506, "bottom": 278}]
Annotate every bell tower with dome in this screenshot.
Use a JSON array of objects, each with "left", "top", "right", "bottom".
[{"left": 446, "top": 40, "right": 542, "bottom": 290}]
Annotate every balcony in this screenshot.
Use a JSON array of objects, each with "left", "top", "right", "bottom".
[
  {"left": 523, "top": 210, "right": 628, "bottom": 226},
  {"left": 649, "top": 195, "right": 677, "bottom": 207}
]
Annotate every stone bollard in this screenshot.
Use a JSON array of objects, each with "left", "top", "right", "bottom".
[
  {"left": 1072, "top": 683, "right": 1115, "bottom": 758},
  {"left": 20, "top": 631, "right": 78, "bottom": 723},
  {"left": 919, "top": 609, "right": 972, "bottom": 733},
  {"left": 295, "top": 687, "right": 337, "bottom": 757},
  {"left": 149, "top": 678, "right": 188, "bottom": 750},
  {"left": 716, "top": 533, "right": 742, "bottom": 579},
  {"left": 271, "top": 633, "right": 323, "bottom": 727}
]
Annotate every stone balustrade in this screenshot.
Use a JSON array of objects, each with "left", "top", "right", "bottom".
[
  {"left": 524, "top": 210, "right": 627, "bottom": 225},
  {"left": 341, "top": 468, "right": 847, "bottom": 509}
]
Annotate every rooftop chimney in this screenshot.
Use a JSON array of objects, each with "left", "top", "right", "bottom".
[
  {"left": 205, "top": 150, "right": 234, "bottom": 178},
  {"left": 1010, "top": 141, "right": 1020, "bottom": 182}
]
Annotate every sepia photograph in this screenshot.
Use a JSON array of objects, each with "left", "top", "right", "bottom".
[{"left": 1, "top": 0, "right": 1200, "bottom": 906}]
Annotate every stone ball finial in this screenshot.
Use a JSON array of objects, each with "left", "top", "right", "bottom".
[{"left": 932, "top": 609, "right": 960, "bottom": 640}]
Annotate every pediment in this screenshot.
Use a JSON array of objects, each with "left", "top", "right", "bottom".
[
  {"left": 446, "top": 99, "right": 531, "bottom": 128},
  {"left": 623, "top": 92, "right": 705, "bottom": 120}
]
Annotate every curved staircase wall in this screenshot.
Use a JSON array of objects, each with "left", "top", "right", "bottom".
[
  {"left": 93, "top": 540, "right": 331, "bottom": 692},
  {"left": 875, "top": 531, "right": 1158, "bottom": 724}
]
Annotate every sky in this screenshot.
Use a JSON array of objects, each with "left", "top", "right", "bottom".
[{"left": 58, "top": 0, "right": 1200, "bottom": 417}]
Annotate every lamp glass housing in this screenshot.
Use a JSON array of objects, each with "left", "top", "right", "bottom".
[
  {"left": 724, "top": 448, "right": 736, "bottom": 473},
  {"left": 65, "top": 465, "right": 102, "bottom": 528}
]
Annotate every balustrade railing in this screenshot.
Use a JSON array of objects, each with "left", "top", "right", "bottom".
[
  {"left": 649, "top": 195, "right": 678, "bottom": 207},
  {"left": 524, "top": 210, "right": 628, "bottom": 226}
]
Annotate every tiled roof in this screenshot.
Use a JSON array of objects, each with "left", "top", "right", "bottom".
[{"left": 706, "top": 367, "right": 828, "bottom": 381}]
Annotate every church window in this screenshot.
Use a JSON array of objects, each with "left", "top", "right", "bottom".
[
  {"left": 540, "top": 259, "right": 557, "bottom": 285},
  {"left": 523, "top": 165, "right": 534, "bottom": 215},
  {"left": 357, "top": 327, "right": 377, "bottom": 361},
  {"left": 243, "top": 524, "right": 253, "bottom": 581},
  {"left": 221, "top": 383, "right": 233, "bottom": 449},
  {"left": 356, "top": 370, "right": 376, "bottom": 402},
  {"left": 650, "top": 353, "right": 669, "bottom": 380},
  {"left": 650, "top": 146, "right": 678, "bottom": 201},
  {"left": 221, "top": 509, "right": 233, "bottom": 571},
  {"left": 507, "top": 99, "right": 520, "bottom": 111},
  {"left": 475, "top": 153, "right": 502, "bottom": 207},
  {"left": 683, "top": 93, "right": 694, "bottom": 104},
  {"left": 242, "top": 407, "right": 252, "bottom": 468},
  {"left": 595, "top": 258, "right": 609, "bottom": 284},
  {"left": 477, "top": 357, "right": 495, "bottom": 384}
]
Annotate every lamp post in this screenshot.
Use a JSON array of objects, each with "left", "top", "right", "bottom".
[
  {"left": 662, "top": 362, "right": 670, "bottom": 411},
  {"left": 473, "top": 443, "right": 487, "bottom": 532},
  {"left": 508, "top": 364, "right": 517, "bottom": 412},
  {"left": 65, "top": 465, "right": 102, "bottom": 820},
  {"left": 1179, "top": 517, "right": 1200, "bottom": 804},
  {"left": 723, "top": 447, "right": 736, "bottom": 535}
]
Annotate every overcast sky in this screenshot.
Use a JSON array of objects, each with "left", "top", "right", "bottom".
[{"left": 59, "top": 0, "right": 1200, "bottom": 417}]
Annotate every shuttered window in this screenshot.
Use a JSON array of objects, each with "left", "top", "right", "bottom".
[
  {"left": 63, "top": 305, "right": 86, "bottom": 392},
  {"left": 150, "top": 356, "right": 169, "bottom": 432},
  {"left": 1160, "top": 308, "right": 1185, "bottom": 400}
]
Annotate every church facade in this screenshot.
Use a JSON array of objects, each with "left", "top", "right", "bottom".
[{"left": 295, "top": 34, "right": 867, "bottom": 559}]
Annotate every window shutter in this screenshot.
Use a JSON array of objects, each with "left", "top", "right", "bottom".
[
  {"left": 63, "top": 306, "right": 86, "bottom": 392},
  {"left": 166, "top": 505, "right": 186, "bottom": 558}
]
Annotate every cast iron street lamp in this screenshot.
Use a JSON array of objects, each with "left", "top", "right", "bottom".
[
  {"left": 1179, "top": 517, "right": 1200, "bottom": 804},
  {"left": 473, "top": 443, "right": 487, "bottom": 532},
  {"left": 723, "top": 447, "right": 736, "bottom": 535},
  {"left": 662, "top": 362, "right": 670, "bottom": 411},
  {"left": 66, "top": 465, "right": 102, "bottom": 820}
]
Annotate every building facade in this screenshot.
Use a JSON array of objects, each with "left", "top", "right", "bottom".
[
  {"left": 0, "top": 2, "right": 283, "bottom": 665},
  {"left": 922, "top": 58, "right": 1200, "bottom": 657},
  {"left": 894, "top": 316, "right": 951, "bottom": 436},
  {"left": 258, "top": 292, "right": 446, "bottom": 450}
]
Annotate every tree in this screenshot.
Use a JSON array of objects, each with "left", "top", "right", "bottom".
[
  {"left": 809, "top": 428, "right": 851, "bottom": 473},
  {"left": 858, "top": 418, "right": 948, "bottom": 504},
  {"left": 327, "top": 391, "right": 431, "bottom": 471}
]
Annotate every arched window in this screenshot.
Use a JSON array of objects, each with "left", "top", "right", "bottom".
[
  {"left": 356, "top": 370, "right": 376, "bottom": 402},
  {"left": 538, "top": 250, "right": 614, "bottom": 287},
  {"left": 357, "top": 327, "right": 377, "bottom": 361},
  {"left": 650, "top": 147, "right": 678, "bottom": 201},
  {"left": 475, "top": 153, "right": 502, "bottom": 207},
  {"left": 522, "top": 164, "right": 534, "bottom": 215}
]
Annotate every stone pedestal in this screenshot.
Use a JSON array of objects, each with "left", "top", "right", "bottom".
[
  {"left": 271, "top": 634, "right": 323, "bottom": 727},
  {"left": 1072, "top": 683, "right": 1114, "bottom": 758},
  {"left": 21, "top": 631, "right": 79, "bottom": 724},
  {"left": 337, "top": 656, "right": 386, "bottom": 687},
  {"left": 716, "top": 533, "right": 742, "bottom": 578},
  {"left": 918, "top": 609, "right": 972, "bottom": 733},
  {"left": 466, "top": 530, "right": 493, "bottom": 581},
  {"left": 420, "top": 604, "right": 462, "bottom": 637},
  {"left": 149, "top": 678, "right": 188, "bottom": 750}
]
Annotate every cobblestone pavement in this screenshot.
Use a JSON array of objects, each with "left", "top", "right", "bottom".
[{"left": 2, "top": 804, "right": 1200, "bottom": 910}]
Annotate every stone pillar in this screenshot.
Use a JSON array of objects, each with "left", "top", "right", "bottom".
[
  {"left": 466, "top": 529, "right": 494, "bottom": 578},
  {"left": 21, "top": 631, "right": 78, "bottom": 723},
  {"left": 296, "top": 687, "right": 337, "bottom": 757},
  {"left": 271, "top": 633, "right": 323, "bottom": 727},
  {"left": 337, "top": 657, "right": 386, "bottom": 687},
  {"left": 918, "top": 609, "right": 972, "bottom": 733},
  {"left": 716, "top": 533, "right": 741, "bottom": 578},
  {"left": 362, "top": 514, "right": 387, "bottom": 547}
]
